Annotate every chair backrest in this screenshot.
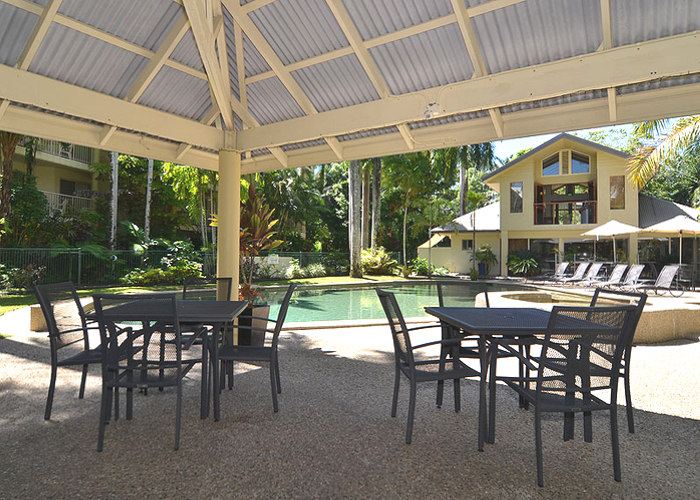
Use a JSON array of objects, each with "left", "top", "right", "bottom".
[
  {"left": 35, "top": 282, "right": 89, "bottom": 352},
  {"left": 270, "top": 284, "right": 297, "bottom": 348},
  {"left": 589, "top": 288, "right": 646, "bottom": 346},
  {"left": 376, "top": 288, "right": 415, "bottom": 368},
  {"left": 539, "top": 305, "right": 637, "bottom": 397},
  {"left": 437, "top": 282, "right": 489, "bottom": 308},
  {"left": 654, "top": 264, "right": 680, "bottom": 288},
  {"left": 583, "top": 262, "right": 604, "bottom": 280},
  {"left": 182, "top": 277, "right": 232, "bottom": 301},
  {"left": 569, "top": 262, "right": 590, "bottom": 280},
  {"left": 93, "top": 293, "right": 182, "bottom": 378},
  {"left": 554, "top": 262, "right": 569, "bottom": 277},
  {"left": 606, "top": 264, "right": 628, "bottom": 284},
  {"left": 622, "top": 264, "right": 645, "bottom": 285}
]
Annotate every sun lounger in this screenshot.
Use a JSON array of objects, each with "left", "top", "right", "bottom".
[
  {"left": 576, "top": 262, "right": 605, "bottom": 287},
  {"left": 594, "top": 263, "right": 628, "bottom": 288},
  {"left": 628, "top": 264, "right": 683, "bottom": 296},
  {"left": 615, "top": 264, "right": 645, "bottom": 290},
  {"left": 529, "top": 262, "right": 569, "bottom": 283},
  {"left": 554, "top": 262, "right": 590, "bottom": 285}
]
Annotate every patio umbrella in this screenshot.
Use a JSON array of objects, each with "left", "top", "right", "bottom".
[
  {"left": 581, "top": 220, "right": 641, "bottom": 262},
  {"left": 641, "top": 215, "right": 700, "bottom": 265}
]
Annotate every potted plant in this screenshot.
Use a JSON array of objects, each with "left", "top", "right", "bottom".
[
  {"left": 238, "top": 183, "right": 283, "bottom": 346},
  {"left": 470, "top": 244, "right": 498, "bottom": 276}
]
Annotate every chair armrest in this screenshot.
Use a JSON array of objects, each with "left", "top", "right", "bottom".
[{"left": 412, "top": 337, "right": 466, "bottom": 350}]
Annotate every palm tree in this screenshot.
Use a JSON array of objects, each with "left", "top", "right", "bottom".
[
  {"left": 628, "top": 116, "right": 700, "bottom": 189},
  {"left": 348, "top": 159, "right": 362, "bottom": 277},
  {"left": 0, "top": 131, "right": 23, "bottom": 227}
]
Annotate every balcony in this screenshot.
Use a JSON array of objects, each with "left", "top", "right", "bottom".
[
  {"left": 21, "top": 138, "right": 93, "bottom": 164},
  {"left": 534, "top": 201, "right": 597, "bottom": 225},
  {"left": 41, "top": 191, "right": 92, "bottom": 214}
]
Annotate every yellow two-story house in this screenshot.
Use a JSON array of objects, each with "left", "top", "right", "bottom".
[{"left": 419, "top": 133, "right": 699, "bottom": 276}]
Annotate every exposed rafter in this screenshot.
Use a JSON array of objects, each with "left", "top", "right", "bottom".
[
  {"left": 237, "top": 31, "right": 700, "bottom": 151},
  {"left": 17, "top": 0, "right": 62, "bottom": 70}
]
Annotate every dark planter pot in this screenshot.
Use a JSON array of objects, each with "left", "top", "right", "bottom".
[
  {"left": 237, "top": 305, "right": 270, "bottom": 346},
  {"left": 478, "top": 263, "right": 487, "bottom": 276}
]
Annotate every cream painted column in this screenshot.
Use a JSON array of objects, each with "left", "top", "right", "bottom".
[
  {"left": 217, "top": 149, "right": 241, "bottom": 300},
  {"left": 558, "top": 238, "right": 565, "bottom": 263},
  {"left": 629, "top": 234, "right": 638, "bottom": 264},
  {"left": 500, "top": 230, "right": 508, "bottom": 276}
]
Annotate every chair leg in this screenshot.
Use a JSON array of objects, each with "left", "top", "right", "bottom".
[
  {"left": 624, "top": 372, "right": 635, "bottom": 433},
  {"left": 126, "top": 387, "right": 133, "bottom": 420},
  {"left": 391, "top": 365, "right": 400, "bottom": 418},
  {"left": 275, "top": 355, "right": 282, "bottom": 394},
  {"left": 79, "top": 364, "right": 89, "bottom": 399},
  {"left": 44, "top": 364, "right": 58, "bottom": 420},
  {"left": 228, "top": 360, "right": 234, "bottom": 390},
  {"left": 610, "top": 406, "right": 622, "bottom": 482},
  {"left": 453, "top": 377, "right": 461, "bottom": 413},
  {"left": 535, "top": 408, "right": 544, "bottom": 487},
  {"left": 97, "top": 386, "right": 110, "bottom": 452},
  {"left": 175, "top": 380, "right": 182, "bottom": 451},
  {"left": 270, "top": 362, "right": 279, "bottom": 412},
  {"left": 406, "top": 379, "right": 417, "bottom": 444}
]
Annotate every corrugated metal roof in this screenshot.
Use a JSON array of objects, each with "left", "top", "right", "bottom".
[
  {"left": 369, "top": 23, "right": 474, "bottom": 95},
  {"left": 612, "top": 0, "right": 700, "bottom": 47},
  {"left": 473, "top": 0, "right": 602, "bottom": 74},
  {"left": 222, "top": 7, "right": 240, "bottom": 102},
  {"left": 337, "top": 125, "right": 399, "bottom": 142},
  {"left": 170, "top": 29, "right": 205, "bottom": 72},
  {"left": 433, "top": 202, "right": 501, "bottom": 233},
  {"left": 243, "top": 32, "right": 271, "bottom": 77},
  {"left": 292, "top": 54, "right": 379, "bottom": 112},
  {"left": 342, "top": 0, "right": 453, "bottom": 41},
  {"left": 58, "top": 0, "right": 183, "bottom": 52},
  {"left": 137, "top": 65, "right": 212, "bottom": 122},
  {"left": 281, "top": 138, "right": 327, "bottom": 152},
  {"left": 248, "top": 0, "right": 348, "bottom": 66},
  {"left": 639, "top": 194, "right": 700, "bottom": 228},
  {"left": 500, "top": 89, "right": 607, "bottom": 114},
  {"left": 29, "top": 23, "right": 148, "bottom": 99},
  {"left": 408, "top": 110, "right": 489, "bottom": 130},
  {"left": 617, "top": 73, "right": 700, "bottom": 95},
  {"left": 0, "top": 3, "right": 38, "bottom": 67},
  {"left": 247, "top": 77, "right": 305, "bottom": 125}
]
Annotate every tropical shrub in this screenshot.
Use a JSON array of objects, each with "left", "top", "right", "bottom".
[
  {"left": 507, "top": 249, "right": 544, "bottom": 276},
  {"left": 0, "top": 263, "right": 47, "bottom": 290},
  {"left": 362, "top": 247, "right": 398, "bottom": 275},
  {"left": 121, "top": 262, "right": 202, "bottom": 286},
  {"left": 409, "top": 257, "right": 449, "bottom": 276}
]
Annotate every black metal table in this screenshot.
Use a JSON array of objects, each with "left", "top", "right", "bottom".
[
  {"left": 89, "top": 299, "right": 248, "bottom": 420},
  {"left": 425, "top": 307, "right": 552, "bottom": 449}
]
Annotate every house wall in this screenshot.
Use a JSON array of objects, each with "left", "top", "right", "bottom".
[
  {"left": 417, "top": 232, "right": 501, "bottom": 275},
  {"left": 486, "top": 137, "right": 639, "bottom": 275},
  {"left": 12, "top": 145, "right": 96, "bottom": 194}
]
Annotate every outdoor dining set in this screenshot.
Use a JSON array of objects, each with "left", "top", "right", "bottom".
[
  {"left": 376, "top": 283, "right": 647, "bottom": 487},
  {"left": 34, "top": 279, "right": 297, "bottom": 451}
]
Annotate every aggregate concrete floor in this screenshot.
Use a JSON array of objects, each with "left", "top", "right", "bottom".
[{"left": 0, "top": 307, "right": 699, "bottom": 500}]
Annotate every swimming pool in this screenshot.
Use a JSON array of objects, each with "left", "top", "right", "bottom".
[{"left": 264, "top": 281, "right": 529, "bottom": 323}]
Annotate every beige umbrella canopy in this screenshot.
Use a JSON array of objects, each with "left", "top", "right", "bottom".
[
  {"left": 642, "top": 215, "right": 700, "bottom": 265},
  {"left": 581, "top": 220, "right": 641, "bottom": 262}
]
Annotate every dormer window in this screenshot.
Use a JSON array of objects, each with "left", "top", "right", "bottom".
[{"left": 542, "top": 154, "right": 559, "bottom": 176}]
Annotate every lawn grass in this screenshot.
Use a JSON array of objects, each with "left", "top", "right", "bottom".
[{"left": 0, "top": 275, "right": 413, "bottom": 317}]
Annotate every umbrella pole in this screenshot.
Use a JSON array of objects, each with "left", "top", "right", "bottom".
[
  {"left": 680, "top": 231, "right": 682, "bottom": 265},
  {"left": 613, "top": 236, "right": 617, "bottom": 263}
]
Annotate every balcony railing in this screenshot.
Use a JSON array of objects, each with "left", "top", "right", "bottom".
[
  {"left": 41, "top": 191, "right": 92, "bottom": 214},
  {"left": 21, "top": 138, "right": 93, "bottom": 164},
  {"left": 534, "top": 200, "right": 597, "bottom": 225}
]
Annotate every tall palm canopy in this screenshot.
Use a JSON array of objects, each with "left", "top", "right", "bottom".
[{"left": 0, "top": 0, "right": 699, "bottom": 173}]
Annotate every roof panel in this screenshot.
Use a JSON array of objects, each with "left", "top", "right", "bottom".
[
  {"left": 500, "top": 89, "right": 606, "bottom": 114},
  {"left": 612, "top": 0, "right": 700, "bottom": 47},
  {"left": 342, "top": 0, "right": 453, "bottom": 41},
  {"left": 337, "top": 125, "right": 399, "bottom": 142},
  {"left": 617, "top": 73, "right": 700, "bottom": 95},
  {"left": 292, "top": 54, "right": 379, "bottom": 112},
  {"left": 248, "top": 0, "right": 348, "bottom": 65},
  {"left": 369, "top": 23, "right": 474, "bottom": 95},
  {"left": 473, "top": 0, "right": 602, "bottom": 74},
  {"left": 222, "top": 6, "right": 240, "bottom": 102},
  {"left": 243, "top": 32, "right": 271, "bottom": 77},
  {"left": 408, "top": 110, "right": 489, "bottom": 130},
  {"left": 247, "top": 77, "right": 306, "bottom": 125},
  {"left": 170, "top": 29, "right": 205, "bottom": 72},
  {"left": 281, "top": 138, "right": 327, "bottom": 152},
  {"left": 137, "top": 65, "right": 212, "bottom": 122},
  {"left": 28, "top": 23, "right": 148, "bottom": 99},
  {"left": 0, "top": 3, "right": 38, "bottom": 67},
  {"left": 58, "top": 0, "right": 183, "bottom": 52}
]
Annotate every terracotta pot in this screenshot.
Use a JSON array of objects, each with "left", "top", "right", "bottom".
[{"left": 237, "top": 305, "right": 270, "bottom": 346}]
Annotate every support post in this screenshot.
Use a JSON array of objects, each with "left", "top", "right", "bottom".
[{"left": 217, "top": 150, "right": 241, "bottom": 301}]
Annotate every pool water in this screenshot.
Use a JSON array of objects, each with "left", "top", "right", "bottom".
[{"left": 264, "top": 282, "right": 528, "bottom": 323}]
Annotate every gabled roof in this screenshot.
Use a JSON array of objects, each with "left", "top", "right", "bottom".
[
  {"left": 1, "top": 1, "right": 700, "bottom": 172},
  {"left": 639, "top": 194, "right": 700, "bottom": 228},
  {"left": 483, "top": 133, "right": 631, "bottom": 182},
  {"left": 432, "top": 202, "right": 500, "bottom": 233}
]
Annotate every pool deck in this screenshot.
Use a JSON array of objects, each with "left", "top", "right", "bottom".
[{"left": 0, "top": 307, "right": 698, "bottom": 499}]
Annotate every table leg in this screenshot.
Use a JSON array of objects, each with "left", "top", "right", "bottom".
[
  {"left": 212, "top": 322, "right": 222, "bottom": 421},
  {"left": 200, "top": 330, "right": 209, "bottom": 419},
  {"left": 478, "top": 336, "right": 487, "bottom": 451},
  {"left": 487, "top": 338, "right": 498, "bottom": 444}
]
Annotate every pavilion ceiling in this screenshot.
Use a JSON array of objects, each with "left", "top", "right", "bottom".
[{"left": 0, "top": 0, "right": 699, "bottom": 172}]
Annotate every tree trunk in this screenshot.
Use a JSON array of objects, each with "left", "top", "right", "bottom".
[
  {"left": 0, "top": 132, "right": 22, "bottom": 235},
  {"left": 361, "top": 165, "right": 370, "bottom": 249},
  {"left": 402, "top": 201, "right": 408, "bottom": 266},
  {"left": 109, "top": 151, "right": 118, "bottom": 250},
  {"left": 371, "top": 157, "right": 381, "bottom": 252},
  {"left": 144, "top": 158, "right": 154, "bottom": 242},
  {"left": 348, "top": 160, "right": 362, "bottom": 277},
  {"left": 24, "top": 137, "right": 37, "bottom": 177},
  {"left": 459, "top": 161, "right": 468, "bottom": 216}
]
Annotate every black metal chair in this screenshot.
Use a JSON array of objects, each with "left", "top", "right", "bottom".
[
  {"left": 589, "top": 288, "right": 647, "bottom": 433},
  {"left": 376, "top": 288, "right": 480, "bottom": 444},
  {"left": 496, "top": 304, "right": 637, "bottom": 486},
  {"left": 93, "top": 293, "right": 199, "bottom": 451},
  {"left": 216, "top": 284, "right": 296, "bottom": 415},
  {"left": 180, "top": 276, "right": 233, "bottom": 349},
  {"left": 34, "top": 282, "right": 101, "bottom": 420}
]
